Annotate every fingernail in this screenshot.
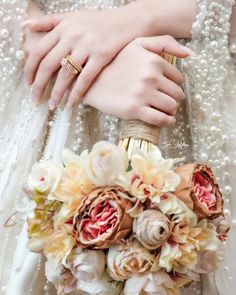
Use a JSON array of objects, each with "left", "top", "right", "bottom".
[
  {"left": 31, "top": 92, "right": 38, "bottom": 103},
  {"left": 180, "top": 45, "right": 196, "bottom": 57},
  {"left": 49, "top": 100, "right": 56, "bottom": 110},
  {"left": 21, "top": 20, "right": 33, "bottom": 28},
  {"left": 24, "top": 80, "right": 29, "bottom": 90},
  {"left": 66, "top": 100, "right": 73, "bottom": 108}
]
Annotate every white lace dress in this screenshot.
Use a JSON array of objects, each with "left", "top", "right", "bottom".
[{"left": 0, "top": 0, "right": 236, "bottom": 294}]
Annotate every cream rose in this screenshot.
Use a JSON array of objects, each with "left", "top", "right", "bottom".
[
  {"left": 81, "top": 141, "right": 129, "bottom": 186},
  {"left": 77, "top": 271, "right": 123, "bottom": 295},
  {"left": 107, "top": 240, "right": 157, "bottom": 281},
  {"left": 124, "top": 271, "right": 178, "bottom": 295},
  {"left": 133, "top": 210, "right": 171, "bottom": 250},
  {"left": 66, "top": 248, "right": 105, "bottom": 282},
  {"left": 28, "top": 161, "right": 60, "bottom": 193},
  {"left": 43, "top": 230, "right": 75, "bottom": 264}
]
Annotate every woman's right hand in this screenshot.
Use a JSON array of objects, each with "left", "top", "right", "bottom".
[{"left": 83, "top": 36, "right": 191, "bottom": 127}]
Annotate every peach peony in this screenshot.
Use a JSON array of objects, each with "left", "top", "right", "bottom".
[
  {"left": 175, "top": 163, "right": 224, "bottom": 219},
  {"left": 73, "top": 187, "right": 133, "bottom": 249}
]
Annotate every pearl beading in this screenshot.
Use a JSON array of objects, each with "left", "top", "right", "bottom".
[{"left": 182, "top": 1, "right": 236, "bottom": 294}]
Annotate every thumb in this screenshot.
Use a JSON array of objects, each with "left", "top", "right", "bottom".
[
  {"left": 21, "top": 14, "right": 65, "bottom": 32},
  {"left": 135, "top": 35, "right": 195, "bottom": 58}
]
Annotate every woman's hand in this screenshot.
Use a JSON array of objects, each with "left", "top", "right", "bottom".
[
  {"left": 23, "top": 4, "right": 153, "bottom": 108},
  {"left": 23, "top": 1, "right": 45, "bottom": 60},
  {"left": 82, "top": 36, "right": 191, "bottom": 127}
]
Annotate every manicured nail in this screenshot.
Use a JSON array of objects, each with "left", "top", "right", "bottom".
[
  {"left": 49, "top": 100, "right": 56, "bottom": 111},
  {"left": 21, "top": 18, "right": 37, "bottom": 28},
  {"left": 180, "top": 45, "right": 196, "bottom": 57},
  {"left": 24, "top": 76, "right": 29, "bottom": 87},
  {"left": 66, "top": 99, "right": 73, "bottom": 108},
  {"left": 31, "top": 92, "right": 38, "bottom": 103}
]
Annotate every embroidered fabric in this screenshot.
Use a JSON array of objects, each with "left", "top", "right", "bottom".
[{"left": 0, "top": 0, "right": 235, "bottom": 294}]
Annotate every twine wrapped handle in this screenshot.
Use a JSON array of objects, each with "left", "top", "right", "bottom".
[{"left": 120, "top": 120, "right": 161, "bottom": 145}]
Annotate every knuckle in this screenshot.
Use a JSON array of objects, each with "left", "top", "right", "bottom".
[
  {"left": 124, "top": 102, "right": 138, "bottom": 119},
  {"left": 80, "top": 74, "right": 91, "bottom": 87},
  {"left": 163, "top": 35, "right": 175, "bottom": 43},
  {"left": 152, "top": 113, "right": 176, "bottom": 127},
  {"left": 133, "top": 37, "right": 143, "bottom": 44},
  {"left": 97, "top": 48, "right": 110, "bottom": 60},
  {"left": 133, "top": 84, "right": 147, "bottom": 100},
  {"left": 141, "top": 74, "right": 156, "bottom": 86},
  {"left": 149, "top": 55, "right": 163, "bottom": 69},
  {"left": 30, "top": 48, "right": 42, "bottom": 59},
  {"left": 40, "top": 60, "right": 53, "bottom": 73},
  {"left": 51, "top": 89, "right": 61, "bottom": 101},
  {"left": 154, "top": 113, "right": 167, "bottom": 126},
  {"left": 169, "top": 100, "right": 178, "bottom": 115},
  {"left": 32, "top": 84, "right": 42, "bottom": 96}
]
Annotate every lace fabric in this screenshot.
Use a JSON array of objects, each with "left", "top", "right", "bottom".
[{"left": 0, "top": 0, "right": 235, "bottom": 294}]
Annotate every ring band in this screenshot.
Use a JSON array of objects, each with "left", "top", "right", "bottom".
[{"left": 61, "top": 55, "right": 83, "bottom": 74}]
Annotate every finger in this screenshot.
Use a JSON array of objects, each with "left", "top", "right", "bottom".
[
  {"left": 157, "top": 76, "right": 185, "bottom": 102},
  {"left": 149, "top": 91, "right": 178, "bottom": 116},
  {"left": 24, "top": 29, "right": 59, "bottom": 86},
  {"left": 135, "top": 35, "right": 195, "bottom": 58},
  {"left": 49, "top": 52, "right": 88, "bottom": 110},
  {"left": 67, "top": 57, "right": 106, "bottom": 107},
  {"left": 22, "top": 14, "right": 65, "bottom": 32},
  {"left": 31, "top": 43, "right": 70, "bottom": 103},
  {"left": 160, "top": 58, "right": 184, "bottom": 86},
  {"left": 138, "top": 106, "right": 176, "bottom": 127}
]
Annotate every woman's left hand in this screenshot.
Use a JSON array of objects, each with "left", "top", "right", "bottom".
[{"left": 23, "top": 5, "right": 152, "bottom": 109}]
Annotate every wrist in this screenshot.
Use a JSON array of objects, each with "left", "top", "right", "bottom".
[
  {"left": 121, "top": 0, "right": 195, "bottom": 39},
  {"left": 117, "top": 0, "right": 158, "bottom": 39}
]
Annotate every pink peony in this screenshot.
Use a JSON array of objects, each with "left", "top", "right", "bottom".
[
  {"left": 193, "top": 172, "right": 216, "bottom": 211},
  {"left": 73, "top": 187, "right": 133, "bottom": 249}
]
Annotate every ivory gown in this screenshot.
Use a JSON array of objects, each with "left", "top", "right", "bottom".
[{"left": 0, "top": 0, "right": 236, "bottom": 294}]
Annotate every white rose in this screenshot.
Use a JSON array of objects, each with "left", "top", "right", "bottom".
[
  {"left": 45, "top": 259, "right": 63, "bottom": 286},
  {"left": 107, "top": 240, "right": 157, "bottom": 281},
  {"left": 77, "top": 271, "right": 123, "bottom": 295},
  {"left": 66, "top": 248, "right": 105, "bottom": 282},
  {"left": 82, "top": 141, "right": 128, "bottom": 186},
  {"left": 133, "top": 210, "right": 171, "bottom": 250},
  {"left": 28, "top": 161, "right": 60, "bottom": 193},
  {"left": 124, "top": 271, "right": 175, "bottom": 295}
]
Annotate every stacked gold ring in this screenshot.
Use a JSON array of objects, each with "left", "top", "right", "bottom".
[{"left": 61, "top": 55, "right": 83, "bottom": 75}]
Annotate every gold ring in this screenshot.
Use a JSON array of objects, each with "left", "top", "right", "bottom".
[{"left": 61, "top": 55, "right": 83, "bottom": 74}]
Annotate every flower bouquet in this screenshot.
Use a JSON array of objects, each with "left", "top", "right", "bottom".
[{"left": 25, "top": 56, "right": 229, "bottom": 295}]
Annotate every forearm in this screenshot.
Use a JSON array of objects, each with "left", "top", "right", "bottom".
[{"left": 124, "top": 0, "right": 197, "bottom": 39}]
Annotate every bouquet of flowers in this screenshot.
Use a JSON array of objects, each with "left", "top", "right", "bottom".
[
  {"left": 24, "top": 55, "right": 229, "bottom": 295},
  {"left": 25, "top": 135, "right": 229, "bottom": 295}
]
